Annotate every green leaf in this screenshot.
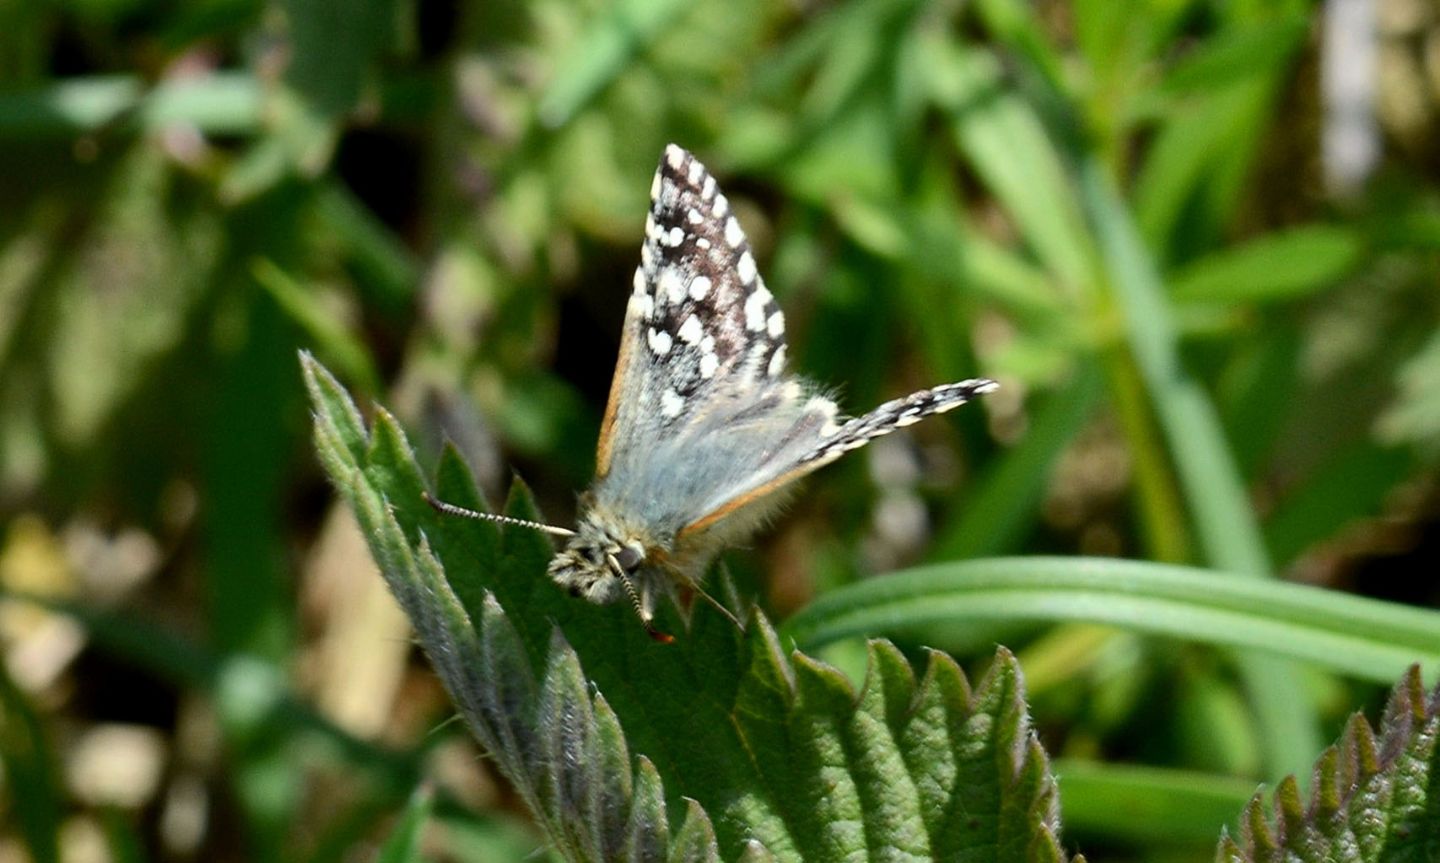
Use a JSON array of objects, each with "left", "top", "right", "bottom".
[
  {"left": 0, "top": 664, "right": 60, "bottom": 863},
  {"left": 1214, "top": 666, "right": 1440, "bottom": 862},
  {"left": 536, "top": 0, "right": 691, "bottom": 128},
  {"left": 1134, "top": 40, "right": 1298, "bottom": 266},
  {"left": 1263, "top": 443, "right": 1413, "bottom": 566},
  {"left": 1154, "top": 14, "right": 1309, "bottom": 98},
  {"left": 1378, "top": 328, "right": 1440, "bottom": 458},
  {"left": 1055, "top": 760, "right": 1255, "bottom": 845},
  {"left": 280, "top": 0, "right": 397, "bottom": 118},
  {"left": 42, "top": 145, "right": 221, "bottom": 449},
  {"left": 302, "top": 354, "right": 1086, "bottom": 863},
  {"left": 0, "top": 73, "right": 263, "bottom": 139},
  {"left": 781, "top": 557, "right": 1440, "bottom": 685},
  {"left": 1169, "top": 225, "right": 1364, "bottom": 304},
  {"left": 256, "top": 260, "right": 380, "bottom": 394},
  {"left": 375, "top": 784, "right": 434, "bottom": 863},
  {"left": 927, "top": 38, "right": 1093, "bottom": 288},
  {"left": 1077, "top": 159, "right": 1322, "bottom": 777}
]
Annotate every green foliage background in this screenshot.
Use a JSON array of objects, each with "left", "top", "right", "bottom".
[{"left": 2, "top": 0, "right": 1440, "bottom": 860}]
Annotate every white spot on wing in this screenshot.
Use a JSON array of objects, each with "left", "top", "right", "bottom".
[
  {"left": 699, "top": 352, "right": 719, "bottom": 378},
  {"left": 737, "top": 251, "right": 757, "bottom": 284},
  {"left": 713, "top": 194, "right": 729, "bottom": 218},
  {"left": 661, "top": 388, "right": 685, "bottom": 418},
  {"left": 665, "top": 226, "right": 684, "bottom": 247},
  {"left": 724, "top": 216, "right": 743, "bottom": 247},
  {"left": 744, "top": 286, "right": 773, "bottom": 331},
  {"left": 647, "top": 328, "right": 672, "bottom": 356},
  {"left": 677, "top": 314, "right": 703, "bottom": 344},
  {"left": 628, "top": 292, "right": 653, "bottom": 322},
  {"left": 687, "top": 208, "right": 703, "bottom": 225},
  {"left": 650, "top": 171, "right": 661, "bottom": 200},
  {"left": 767, "top": 345, "right": 787, "bottom": 377},
  {"left": 702, "top": 175, "right": 716, "bottom": 199},
  {"left": 641, "top": 244, "right": 655, "bottom": 270},
  {"left": 767, "top": 311, "right": 784, "bottom": 338},
  {"left": 632, "top": 268, "right": 647, "bottom": 295},
  {"left": 689, "top": 275, "right": 711, "bottom": 300},
  {"left": 659, "top": 269, "right": 687, "bottom": 305},
  {"left": 687, "top": 158, "right": 703, "bottom": 184},
  {"left": 666, "top": 145, "right": 685, "bottom": 172},
  {"left": 696, "top": 237, "right": 711, "bottom": 250}
]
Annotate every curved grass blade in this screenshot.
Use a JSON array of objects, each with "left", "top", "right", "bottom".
[{"left": 782, "top": 556, "right": 1440, "bottom": 685}]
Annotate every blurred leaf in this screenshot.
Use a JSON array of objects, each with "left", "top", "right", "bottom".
[
  {"left": 280, "top": 0, "right": 397, "bottom": 118},
  {"left": 1078, "top": 160, "right": 1322, "bottom": 776},
  {"left": 0, "top": 665, "right": 61, "bottom": 863},
  {"left": 1056, "top": 759, "right": 1254, "bottom": 845},
  {"left": 1264, "top": 443, "right": 1414, "bottom": 566},
  {"left": 219, "top": 136, "right": 293, "bottom": 203},
  {"left": 932, "top": 365, "right": 1102, "bottom": 559},
  {"left": 1217, "top": 328, "right": 1304, "bottom": 478},
  {"left": 929, "top": 38, "right": 1092, "bottom": 289},
  {"left": 1072, "top": 0, "right": 1187, "bottom": 92},
  {"left": 312, "top": 181, "right": 420, "bottom": 315},
  {"left": 902, "top": 157, "right": 1069, "bottom": 324},
  {"left": 537, "top": 0, "right": 691, "bottom": 128},
  {"left": 376, "top": 784, "right": 434, "bottom": 863},
  {"left": 1174, "top": 665, "right": 1265, "bottom": 776},
  {"left": 783, "top": 556, "right": 1440, "bottom": 685},
  {"left": 99, "top": 809, "right": 147, "bottom": 863},
  {"left": 0, "top": 73, "right": 262, "bottom": 138},
  {"left": 252, "top": 257, "right": 381, "bottom": 394},
  {"left": 970, "top": 0, "right": 1068, "bottom": 101},
  {"left": 0, "top": 76, "right": 140, "bottom": 136},
  {"left": 1153, "top": 14, "right": 1308, "bottom": 98},
  {"left": 1378, "top": 328, "right": 1440, "bottom": 458},
  {"left": 1215, "top": 667, "right": 1440, "bottom": 862},
  {"left": 202, "top": 298, "right": 306, "bottom": 857},
  {"left": 1133, "top": 9, "right": 1304, "bottom": 265},
  {"left": 139, "top": 72, "right": 264, "bottom": 134},
  {"left": 435, "top": 807, "right": 553, "bottom": 862},
  {"left": 46, "top": 146, "right": 221, "bottom": 447},
  {"left": 1169, "top": 225, "right": 1364, "bottom": 304},
  {"left": 302, "top": 353, "right": 1087, "bottom": 863},
  {"left": 793, "top": 0, "right": 918, "bottom": 128}
]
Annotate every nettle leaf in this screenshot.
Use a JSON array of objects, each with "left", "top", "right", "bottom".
[
  {"left": 1215, "top": 666, "right": 1440, "bottom": 863},
  {"left": 302, "top": 353, "right": 1083, "bottom": 863}
]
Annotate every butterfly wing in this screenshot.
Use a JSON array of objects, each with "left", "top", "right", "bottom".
[
  {"left": 596, "top": 144, "right": 789, "bottom": 482},
  {"left": 677, "top": 378, "right": 998, "bottom": 537},
  {"left": 593, "top": 145, "right": 996, "bottom": 551}
]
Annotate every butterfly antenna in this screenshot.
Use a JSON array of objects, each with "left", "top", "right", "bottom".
[
  {"left": 690, "top": 584, "right": 744, "bottom": 630},
  {"left": 423, "top": 491, "right": 576, "bottom": 538},
  {"left": 608, "top": 556, "right": 674, "bottom": 644}
]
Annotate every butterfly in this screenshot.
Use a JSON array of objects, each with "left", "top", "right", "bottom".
[{"left": 427, "top": 144, "right": 997, "bottom": 641}]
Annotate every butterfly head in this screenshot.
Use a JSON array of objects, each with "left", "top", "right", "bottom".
[
  {"left": 547, "top": 510, "right": 674, "bottom": 641},
  {"left": 547, "top": 514, "right": 646, "bottom": 602}
]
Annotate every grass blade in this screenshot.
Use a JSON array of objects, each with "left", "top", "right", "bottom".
[{"left": 782, "top": 556, "right": 1440, "bottom": 685}]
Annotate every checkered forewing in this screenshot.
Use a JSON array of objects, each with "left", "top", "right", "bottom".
[
  {"left": 596, "top": 145, "right": 788, "bottom": 479},
  {"left": 593, "top": 145, "right": 997, "bottom": 545}
]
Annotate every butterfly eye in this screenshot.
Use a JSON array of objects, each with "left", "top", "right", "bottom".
[{"left": 614, "top": 545, "right": 644, "bottom": 572}]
